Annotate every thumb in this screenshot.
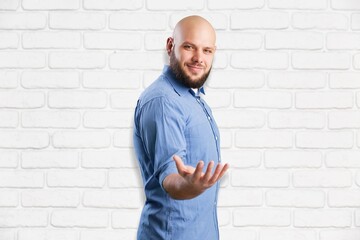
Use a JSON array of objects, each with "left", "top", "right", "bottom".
[{"left": 173, "top": 155, "right": 190, "bottom": 175}]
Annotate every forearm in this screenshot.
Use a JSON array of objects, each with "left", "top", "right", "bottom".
[{"left": 163, "top": 173, "right": 205, "bottom": 200}]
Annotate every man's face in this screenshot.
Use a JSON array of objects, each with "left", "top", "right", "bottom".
[{"left": 167, "top": 22, "right": 216, "bottom": 89}]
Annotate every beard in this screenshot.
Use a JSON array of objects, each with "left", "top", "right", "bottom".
[{"left": 169, "top": 51, "right": 212, "bottom": 89}]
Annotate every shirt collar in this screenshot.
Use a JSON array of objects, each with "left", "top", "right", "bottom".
[{"left": 163, "top": 65, "right": 206, "bottom": 97}]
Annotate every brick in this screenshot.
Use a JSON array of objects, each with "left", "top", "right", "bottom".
[
  {"left": 352, "top": 13, "right": 360, "bottom": 30},
  {"left": 326, "top": 150, "right": 360, "bottom": 168},
  {"left": 320, "top": 230, "right": 360, "bottom": 240},
  {"left": 83, "top": 111, "right": 133, "bottom": 128},
  {"left": 83, "top": 190, "right": 143, "bottom": 208},
  {"left": 146, "top": 0, "right": 204, "bottom": 10},
  {"left": 296, "top": 92, "right": 353, "bottom": 109},
  {"left": 21, "top": 150, "right": 79, "bottom": 169},
  {"left": 108, "top": 169, "right": 142, "bottom": 188},
  {"left": 329, "top": 111, "right": 360, "bottom": 129},
  {"left": 231, "top": 51, "right": 289, "bottom": 69},
  {"left": 292, "top": 13, "right": 348, "bottom": 30},
  {"left": 110, "top": 13, "right": 166, "bottom": 30},
  {"left": 47, "top": 170, "right": 106, "bottom": 188},
  {"left": 220, "top": 229, "right": 256, "bottom": 240},
  {"left": 0, "top": 171, "right": 43, "bottom": 188},
  {"left": 109, "top": 52, "right": 163, "bottom": 70},
  {"left": 265, "top": 150, "right": 322, "bottom": 168},
  {"left": 0, "top": 71, "right": 18, "bottom": 88},
  {"left": 84, "top": 32, "right": 142, "bottom": 50},
  {"left": 51, "top": 210, "right": 108, "bottom": 228},
  {"left": 292, "top": 52, "right": 350, "bottom": 69},
  {"left": 0, "top": 51, "right": 46, "bottom": 68},
  {"left": 0, "top": 151, "right": 18, "bottom": 168},
  {"left": 0, "top": 0, "right": 19, "bottom": 10},
  {"left": 234, "top": 209, "right": 291, "bottom": 227},
  {"left": 80, "top": 230, "right": 137, "bottom": 240},
  {"left": 83, "top": 71, "right": 140, "bottom": 89},
  {"left": 294, "top": 209, "right": 352, "bottom": 227},
  {"left": 0, "top": 111, "right": 18, "bottom": 128},
  {"left": 49, "top": 52, "right": 106, "bottom": 69},
  {"left": 0, "top": 209, "right": 47, "bottom": 227},
  {"left": 21, "top": 190, "right": 79, "bottom": 207},
  {"left": 357, "top": 210, "right": 360, "bottom": 226},
  {"left": 231, "top": 12, "right": 289, "bottom": 29},
  {"left": 296, "top": 131, "right": 353, "bottom": 149},
  {"left": 212, "top": 52, "right": 228, "bottom": 69},
  {"left": 21, "top": 71, "right": 79, "bottom": 89},
  {"left": 22, "top": 0, "right": 79, "bottom": 10},
  {"left": 331, "top": 0, "right": 360, "bottom": 10},
  {"left": 268, "top": 71, "right": 326, "bottom": 89},
  {"left": 234, "top": 91, "right": 292, "bottom": 108},
  {"left": 0, "top": 230, "right": 15, "bottom": 240},
  {"left": 0, "top": 32, "right": 19, "bottom": 49},
  {"left": 293, "top": 170, "right": 352, "bottom": 187},
  {"left": 23, "top": 32, "right": 81, "bottom": 49},
  {"left": 52, "top": 131, "right": 111, "bottom": 149},
  {"left": 145, "top": 32, "right": 171, "bottom": 50},
  {"left": 213, "top": 110, "right": 265, "bottom": 128},
  {"left": 260, "top": 229, "right": 317, "bottom": 240},
  {"left": 218, "top": 189, "right": 262, "bottom": 207},
  {"left": 48, "top": 91, "right": 107, "bottom": 109},
  {"left": 0, "top": 13, "right": 46, "bottom": 30},
  {"left": 266, "top": 31, "right": 323, "bottom": 50},
  {"left": 22, "top": 111, "right": 81, "bottom": 128},
  {"left": 232, "top": 169, "right": 289, "bottom": 187},
  {"left": 268, "top": 111, "right": 325, "bottom": 129},
  {"left": 266, "top": 189, "right": 325, "bottom": 208},
  {"left": 0, "top": 190, "right": 18, "bottom": 207},
  {"left": 329, "top": 72, "right": 360, "bottom": 89},
  {"left": 81, "top": 149, "right": 137, "bottom": 168},
  {"left": 221, "top": 150, "right": 261, "bottom": 168},
  {"left": 355, "top": 54, "right": 360, "bottom": 69},
  {"left": 209, "top": 0, "right": 264, "bottom": 9},
  {"left": 220, "top": 130, "right": 232, "bottom": 148},
  {"left": 218, "top": 209, "right": 230, "bottom": 227},
  {"left": 0, "top": 131, "right": 49, "bottom": 149},
  {"left": 50, "top": 12, "right": 106, "bottom": 30},
  {"left": 112, "top": 209, "right": 141, "bottom": 229},
  {"left": 84, "top": 0, "right": 142, "bottom": 10},
  {"left": 114, "top": 129, "right": 133, "bottom": 148},
  {"left": 328, "top": 189, "right": 360, "bottom": 207},
  {"left": 208, "top": 70, "right": 265, "bottom": 89},
  {"left": 217, "top": 32, "right": 262, "bottom": 50},
  {"left": 18, "top": 229, "right": 78, "bottom": 240},
  {"left": 235, "top": 130, "right": 293, "bottom": 148},
  {"left": 110, "top": 91, "right": 140, "bottom": 109},
  {"left": 202, "top": 90, "right": 231, "bottom": 108},
  {"left": 0, "top": 91, "right": 44, "bottom": 108},
  {"left": 269, "top": 0, "right": 326, "bottom": 9},
  {"left": 327, "top": 33, "right": 360, "bottom": 50},
  {"left": 170, "top": 13, "right": 228, "bottom": 30}
]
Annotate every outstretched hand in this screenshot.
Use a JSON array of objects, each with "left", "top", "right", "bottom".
[{"left": 172, "top": 155, "right": 229, "bottom": 196}]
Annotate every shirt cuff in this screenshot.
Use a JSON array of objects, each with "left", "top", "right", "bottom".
[{"left": 158, "top": 160, "right": 178, "bottom": 192}]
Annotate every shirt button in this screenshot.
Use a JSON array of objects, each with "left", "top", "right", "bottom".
[{"left": 208, "top": 116, "right": 211, "bottom": 120}]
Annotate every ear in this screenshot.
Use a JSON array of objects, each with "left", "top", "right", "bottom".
[{"left": 166, "top": 37, "right": 174, "bottom": 56}]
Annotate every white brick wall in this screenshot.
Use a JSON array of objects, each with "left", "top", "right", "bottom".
[{"left": 0, "top": 1, "right": 359, "bottom": 239}]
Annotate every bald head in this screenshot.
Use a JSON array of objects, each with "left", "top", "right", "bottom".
[{"left": 172, "top": 15, "right": 216, "bottom": 48}]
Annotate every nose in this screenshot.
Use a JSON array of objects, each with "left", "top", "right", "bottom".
[{"left": 191, "top": 49, "right": 204, "bottom": 64}]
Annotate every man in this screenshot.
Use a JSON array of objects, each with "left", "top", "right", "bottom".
[{"left": 133, "top": 15, "right": 229, "bottom": 239}]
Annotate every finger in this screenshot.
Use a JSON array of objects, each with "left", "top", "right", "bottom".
[
  {"left": 173, "top": 155, "right": 189, "bottom": 176},
  {"left": 208, "top": 163, "right": 229, "bottom": 184},
  {"left": 192, "top": 160, "right": 204, "bottom": 181},
  {"left": 203, "top": 160, "right": 214, "bottom": 182}
]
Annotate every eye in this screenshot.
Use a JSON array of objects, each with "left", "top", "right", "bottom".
[
  {"left": 204, "top": 49, "right": 213, "bottom": 54},
  {"left": 184, "top": 45, "right": 193, "bottom": 50}
]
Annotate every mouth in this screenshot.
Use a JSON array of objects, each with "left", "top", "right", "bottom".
[{"left": 186, "top": 64, "right": 205, "bottom": 74}]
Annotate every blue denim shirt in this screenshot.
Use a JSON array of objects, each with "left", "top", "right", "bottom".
[{"left": 133, "top": 65, "right": 221, "bottom": 240}]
